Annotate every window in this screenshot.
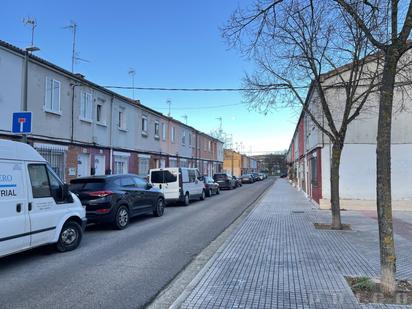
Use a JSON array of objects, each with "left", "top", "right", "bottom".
[
  {"left": 154, "top": 121, "right": 160, "bottom": 139},
  {"left": 120, "top": 176, "right": 135, "bottom": 187},
  {"left": 80, "top": 91, "right": 93, "bottom": 121},
  {"left": 189, "top": 133, "right": 192, "bottom": 147},
  {"left": 45, "top": 77, "right": 61, "bottom": 113},
  {"left": 171, "top": 126, "right": 175, "bottom": 143},
  {"left": 138, "top": 157, "right": 150, "bottom": 176},
  {"left": 118, "top": 109, "right": 126, "bottom": 130},
  {"left": 182, "top": 130, "right": 186, "bottom": 145},
  {"left": 169, "top": 158, "right": 178, "bottom": 167},
  {"left": 96, "top": 98, "right": 106, "bottom": 124},
  {"left": 28, "top": 164, "right": 51, "bottom": 198},
  {"left": 114, "top": 156, "right": 128, "bottom": 174},
  {"left": 311, "top": 157, "right": 318, "bottom": 185},
  {"left": 141, "top": 115, "right": 148, "bottom": 136},
  {"left": 208, "top": 141, "right": 211, "bottom": 152},
  {"left": 162, "top": 123, "right": 166, "bottom": 141},
  {"left": 133, "top": 176, "right": 148, "bottom": 188},
  {"left": 188, "top": 169, "right": 196, "bottom": 182}
]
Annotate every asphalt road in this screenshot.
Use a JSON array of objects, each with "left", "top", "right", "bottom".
[{"left": 0, "top": 178, "right": 275, "bottom": 309}]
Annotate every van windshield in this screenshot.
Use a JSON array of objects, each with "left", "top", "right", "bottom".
[{"left": 151, "top": 170, "right": 177, "bottom": 184}]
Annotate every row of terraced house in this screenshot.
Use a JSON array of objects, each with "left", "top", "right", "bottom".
[{"left": 0, "top": 40, "right": 224, "bottom": 181}]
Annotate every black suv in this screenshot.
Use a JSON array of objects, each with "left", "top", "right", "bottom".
[
  {"left": 70, "top": 174, "right": 165, "bottom": 230},
  {"left": 213, "top": 173, "right": 237, "bottom": 190}
]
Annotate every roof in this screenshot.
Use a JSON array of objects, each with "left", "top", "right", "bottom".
[
  {"left": 0, "top": 40, "right": 224, "bottom": 145},
  {"left": 0, "top": 139, "right": 45, "bottom": 162}
]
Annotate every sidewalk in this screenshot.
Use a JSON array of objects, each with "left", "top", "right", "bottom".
[{"left": 178, "top": 179, "right": 412, "bottom": 309}]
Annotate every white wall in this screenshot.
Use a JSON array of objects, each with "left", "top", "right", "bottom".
[
  {"left": 322, "top": 143, "right": 412, "bottom": 201},
  {"left": 0, "top": 48, "right": 23, "bottom": 132}
]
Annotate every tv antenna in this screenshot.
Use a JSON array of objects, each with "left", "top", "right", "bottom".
[
  {"left": 166, "top": 99, "right": 172, "bottom": 117},
  {"left": 64, "top": 21, "right": 89, "bottom": 72},
  {"left": 23, "top": 17, "right": 37, "bottom": 46},
  {"left": 128, "top": 68, "right": 136, "bottom": 99}
]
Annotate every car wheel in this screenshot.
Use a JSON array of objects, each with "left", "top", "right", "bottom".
[
  {"left": 200, "top": 190, "right": 206, "bottom": 200},
  {"left": 216, "top": 188, "right": 220, "bottom": 195},
  {"left": 56, "top": 221, "right": 82, "bottom": 252},
  {"left": 114, "top": 205, "right": 129, "bottom": 230},
  {"left": 183, "top": 193, "right": 190, "bottom": 206},
  {"left": 206, "top": 189, "right": 212, "bottom": 197},
  {"left": 153, "top": 198, "right": 165, "bottom": 217}
]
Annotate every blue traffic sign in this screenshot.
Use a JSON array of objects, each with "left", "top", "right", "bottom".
[{"left": 12, "top": 112, "right": 32, "bottom": 134}]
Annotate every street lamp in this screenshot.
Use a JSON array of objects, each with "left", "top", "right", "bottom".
[{"left": 22, "top": 46, "right": 39, "bottom": 143}]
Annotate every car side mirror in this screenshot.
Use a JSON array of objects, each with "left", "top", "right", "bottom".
[
  {"left": 198, "top": 176, "right": 204, "bottom": 181},
  {"left": 146, "top": 183, "right": 153, "bottom": 190}
]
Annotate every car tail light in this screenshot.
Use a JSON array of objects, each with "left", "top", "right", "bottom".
[
  {"left": 88, "top": 191, "right": 113, "bottom": 197},
  {"left": 96, "top": 208, "right": 110, "bottom": 214}
]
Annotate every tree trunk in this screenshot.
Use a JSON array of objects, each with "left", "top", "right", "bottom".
[
  {"left": 330, "top": 142, "right": 343, "bottom": 230},
  {"left": 376, "top": 50, "right": 397, "bottom": 296}
]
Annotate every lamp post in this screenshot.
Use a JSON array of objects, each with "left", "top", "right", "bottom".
[{"left": 22, "top": 46, "right": 40, "bottom": 143}]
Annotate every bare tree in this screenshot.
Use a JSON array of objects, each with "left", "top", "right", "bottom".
[
  {"left": 334, "top": 0, "right": 412, "bottom": 296},
  {"left": 223, "top": 0, "right": 381, "bottom": 229}
]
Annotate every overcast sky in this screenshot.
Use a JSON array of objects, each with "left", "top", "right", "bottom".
[{"left": 2, "top": 0, "right": 300, "bottom": 154}]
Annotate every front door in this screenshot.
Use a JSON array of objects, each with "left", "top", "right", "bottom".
[
  {"left": 27, "top": 164, "right": 67, "bottom": 247},
  {"left": 0, "top": 160, "right": 30, "bottom": 257},
  {"left": 77, "top": 153, "right": 90, "bottom": 177},
  {"left": 94, "top": 154, "right": 105, "bottom": 176}
]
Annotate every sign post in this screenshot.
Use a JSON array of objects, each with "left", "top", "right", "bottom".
[{"left": 12, "top": 112, "right": 32, "bottom": 143}]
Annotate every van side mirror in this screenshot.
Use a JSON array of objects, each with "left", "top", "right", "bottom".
[
  {"left": 146, "top": 183, "right": 153, "bottom": 190},
  {"left": 198, "top": 176, "right": 204, "bottom": 181},
  {"left": 61, "top": 184, "right": 72, "bottom": 202}
]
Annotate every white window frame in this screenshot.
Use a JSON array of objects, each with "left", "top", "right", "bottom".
[
  {"left": 154, "top": 121, "right": 160, "bottom": 139},
  {"left": 96, "top": 98, "right": 106, "bottom": 126},
  {"left": 189, "top": 132, "right": 192, "bottom": 147},
  {"left": 182, "top": 130, "right": 186, "bottom": 145},
  {"left": 208, "top": 141, "right": 212, "bottom": 152},
  {"left": 118, "top": 108, "right": 127, "bottom": 131},
  {"left": 162, "top": 123, "right": 166, "bottom": 141},
  {"left": 80, "top": 91, "right": 93, "bottom": 122},
  {"left": 141, "top": 115, "right": 148, "bottom": 136},
  {"left": 44, "top": 77, "right": 61, "bottom": 114},
  {"left": 171, "top": 126, "right": 175, "bottom": 144}
]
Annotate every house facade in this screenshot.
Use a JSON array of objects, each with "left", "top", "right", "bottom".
[
  {"left": 223, "top": 149, "right": 259, "bottom": 177},
  {"left": 286, "top": 67, "right": 412, "bottom": 210},
  {"left": 0, "top": 40, "right": 223, "bottom": 181}
]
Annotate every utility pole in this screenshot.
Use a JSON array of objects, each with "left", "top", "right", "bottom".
[
  {"left": 167, "top": 99, "right": 172, "bottom": 117},
  {"left": 23, "top": 17, "right": 37, "bottom": 46},
  {"left": 128, "top": 68, "right": 136, "bottom": 99}
]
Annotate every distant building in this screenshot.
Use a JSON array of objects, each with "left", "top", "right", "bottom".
[
  {"left": 223, "top": 149, "right": 258, "bottom": 177},
  {"left": 252, "top": 153, "right": 287, "bottom": 176}
]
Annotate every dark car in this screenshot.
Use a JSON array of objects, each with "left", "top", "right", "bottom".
[
  {"left": 69, "top": 174, "right": 165, "bottom": 230},
  {"left": 233, "top": 176, "right": 242, "bottom": 188},
  {"left": 240, "top": 174, "right": 254, "bottom": 184},
  {"left": 280, "top": 173, "right": 288, "bottom": 178},
  {"left": 251, "top": 173, "right": 261, "bottom": 181},
  {"left": 213, "top": 173, "right": 237, "bottom": 190},
  {"left": 203, "top": 176, "right": 220, "bottom": 197}
]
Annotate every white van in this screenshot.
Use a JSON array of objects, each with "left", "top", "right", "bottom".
[
  {"left": 149, "top": 167, "right": 206, "bottom": 205},
  {"left": 0, "top": 139, "right": 87, "bottom": 258}
]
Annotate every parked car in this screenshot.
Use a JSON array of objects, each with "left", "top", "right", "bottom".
[
  {"left": 203, "top": 176, "right": 220, "bottom": 197},
  {"left": 233, "top": 176, "right": 242, "bottom": 188},
  {"left": 251, "top": 173, "right": 261, "bottom": 181},
  {"left": 258, "top": 173, "right": 266, "bottom": 180},
  {"left": 213, "top": 173, "right": 237, "bottom": 190},
  {"left": 280, "top": 173, "right": 288, "bottom": 178},
  {"left": 0, "top": 140, "right": 86, "bottom": 258},
  {"left": 240, "top": 174, "right": 254, "bottom": 184},
  {"left": 149, "top": 168, "right": 206, "bottom": 206},
  {"left": 70, "top": 174, "right": 165, "bottom": 230}
]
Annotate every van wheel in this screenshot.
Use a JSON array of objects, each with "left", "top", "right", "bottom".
[
  {"left": 56, "top": 221, "right": 82, "bottom": 252},
  {"left": 153, "top": 198, "right": 165, "bottom": 217},
  {"left": 114, "top": 205, "right": 129, "bottom": 230},
  {"left": 200, "top": 190, "right": 206, "bottom": 201},
  {"left": 182, "top": 193, "right": 190, "bottom": 206}
]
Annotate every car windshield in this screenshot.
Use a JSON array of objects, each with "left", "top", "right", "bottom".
[
  {"left": 69, "top": 179, "right": 106, "bottom": 191},
  {"left": 214, "top": 174, "right": 227, "bottom": 180}
]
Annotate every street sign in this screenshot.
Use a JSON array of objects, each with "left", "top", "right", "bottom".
[{"left": 12, "top": 112, "right": 32, "bottom": 134}]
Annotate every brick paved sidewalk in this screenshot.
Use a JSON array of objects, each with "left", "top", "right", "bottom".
[{"left": 178, "top": 179, "right": 412, "bottom": 309}]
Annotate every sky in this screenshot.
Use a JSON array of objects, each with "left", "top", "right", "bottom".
[{"left": 1, "top": 0, "right": 299, "bottom": 154}]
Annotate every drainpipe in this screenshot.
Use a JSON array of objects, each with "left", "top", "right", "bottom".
[{"left": 109, "top": 95, "right": 114, "bottom": 174}]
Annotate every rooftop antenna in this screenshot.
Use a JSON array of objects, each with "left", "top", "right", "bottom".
[
  {"left": 182, "top": 114, "right": 188, "bottom": 125},
  {"left": 63, "top": 21, "right": 77, "bottom": 72},
  {"left": 216, "top": 117, "right": 223, "bottom": 134},
  {"left": 23, "top": 17, "right": 37, "bottom": 46},
  {"left": 166, "top": 99, "right": 172, "bottom": 117},
  {"left": 128, "top": 68, "right": 136, "bottom": 99}
]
